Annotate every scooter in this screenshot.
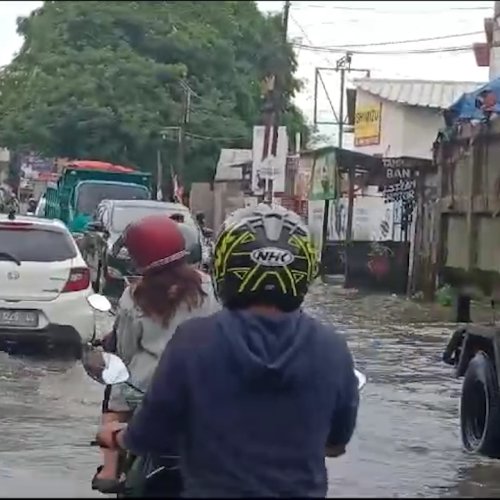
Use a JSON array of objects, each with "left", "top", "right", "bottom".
[
  {"left": 83, "top": 294, "right": 368, "bottom": 497},
  {"left": 84, "top": 294, "right": 182, "bottom": 498}
]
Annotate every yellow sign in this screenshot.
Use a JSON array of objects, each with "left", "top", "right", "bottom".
[{"left": 354, "top": 104, "right": 382, "bottom": 147}]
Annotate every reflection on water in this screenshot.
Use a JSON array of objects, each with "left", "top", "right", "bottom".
[{"left": 0, "top": 283, "right": 499, "bottom": 497}]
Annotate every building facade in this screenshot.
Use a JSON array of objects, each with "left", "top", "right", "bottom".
[
  {"left": 0, "top": 148, "right": 9, "bottom": 184},
  {"left": 353, "top": 78, "right": 484, "bottom": 159}
]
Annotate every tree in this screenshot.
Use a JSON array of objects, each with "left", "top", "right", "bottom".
[{"left": 0, "top": 1, "right": 308, "bottom": 186}]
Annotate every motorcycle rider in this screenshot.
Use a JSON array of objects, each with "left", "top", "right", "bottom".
[
  {"left": 97, "top": 204, "right": 359, "bottom": 497},
  {"left": 93, "top": 214, "right": 220, "bottom": 493}
]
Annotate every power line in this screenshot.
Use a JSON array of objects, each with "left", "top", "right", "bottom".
[
  {"left": 160, "top": 129, "right": 247, "bottom": 143},
  {"left": 293, "top": 42, "right": 473, "bottom": 55},
  {"left": 184, "top": 131, "right": 248, "bottom": 142},
  {"left": 291, "top": 2, "right": 491, "bottom": 14},
  {"left": 310, "top": 30, "right": 483, "bottom": 49},
  {"left": 290, "top": 13, "right": 336, "bottom": 68}
]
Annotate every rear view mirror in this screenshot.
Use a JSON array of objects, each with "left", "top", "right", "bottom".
[
  {"left": 82, "top": 345, "right": 130, "bottom": 385},
  {"left": 87, "top": 294, "right": 112, "bottom": 313},
  {"left": 102, "top": 353, "right": 130, "bottom": 385}
]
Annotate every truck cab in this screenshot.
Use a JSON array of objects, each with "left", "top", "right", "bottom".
[
  {"left": 68, "top": 180, "right": 150, "bottom": 233},
  {"left": 41, "top": 161, "right": 152, "bottom": 234}
]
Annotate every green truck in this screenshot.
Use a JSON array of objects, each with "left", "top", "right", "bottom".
[{"left": 40, "top": 161, "right": 152, "bottom": 234}]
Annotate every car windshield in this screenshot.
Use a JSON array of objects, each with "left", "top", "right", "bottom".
[
  {"left": 76, "top": 183, "right": 149, "bottom": 216},
  {"left": 111, "top": 206, "right": 194, "bottom": 233},
  {"left": 0, "top": 227, "right": 77, "bottom": 262}
]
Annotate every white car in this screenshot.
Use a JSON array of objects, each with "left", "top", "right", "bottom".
[{"left": 0, "top": 214, "right": 97, "bottom": 352}]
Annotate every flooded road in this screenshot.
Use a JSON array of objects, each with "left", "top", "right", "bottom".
[{"left": 1, "top": 283, "right": 500, "bottom": 498}]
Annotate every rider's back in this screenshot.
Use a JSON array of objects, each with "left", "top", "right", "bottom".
[
  {"left": 115, "top": 271, "right": 219, "bottom": 393},
  {"left": 146, "top": 308, "right": 356, "bottom": 497}
]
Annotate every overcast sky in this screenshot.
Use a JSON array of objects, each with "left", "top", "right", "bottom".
[{"left": 0, "top": 1, "right": 492, "bottom": 144}]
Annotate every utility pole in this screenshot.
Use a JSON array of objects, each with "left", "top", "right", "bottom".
[
  {"left": 282, "top": 0, "right": 291, "bottom": 43},
  {"left": 177, "top": 83, "right": 191, "bottom": 190},
  {"left": 156, "top": 146, "right": 163, "bottom": 201},
  {"left": 337, "top": 53, "right": 353, "bottom": 247},
  {"left": 259, "top": 0, "right": 291, "bottom": 205}
]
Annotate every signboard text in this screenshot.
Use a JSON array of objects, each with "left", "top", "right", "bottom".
[{"left": 354, "top": 104, "right": 382, "bottom": 147}]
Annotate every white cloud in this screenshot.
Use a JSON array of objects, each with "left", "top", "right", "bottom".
[{"left": 0, "top": 1, "right": 42, "bottom": 67}]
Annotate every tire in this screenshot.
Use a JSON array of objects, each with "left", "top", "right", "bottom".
[
  {"left": 93, "top": 262, "right": 101, "bottom": 293},
  {"left": 460, "top": 351, "right": 500, "bottom": 457}
]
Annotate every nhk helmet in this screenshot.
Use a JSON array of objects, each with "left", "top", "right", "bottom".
[{"left": 212, "top": 203, "right": 318, "bottom": 312}]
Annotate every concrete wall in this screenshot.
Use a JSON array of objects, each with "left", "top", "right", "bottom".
[
  {"left": 213, "top": 181, "right": 246, "bottom": 232},
  {"left": 0, "top": 165, "right": 8, "bottom": 184},
  {"left": 189, "top": 182, "right": 214, "bottom": 228},
  {"left": 0, "top": 148, "right": 9, "bottom": 184},
  {"left": 0, "top": 148, "right": 9, "bottom": 163},
  {"left": 403, "top": 106, "right": 443, "bottom": 160}
]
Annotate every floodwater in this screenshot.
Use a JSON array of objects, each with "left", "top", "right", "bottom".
[{"left": 1, "top": 283, "right": 500, "bottom": 498}]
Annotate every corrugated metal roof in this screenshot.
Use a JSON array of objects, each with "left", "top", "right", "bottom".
[
  {"left": 353, "top": 78, "right": 485, "bottom": 109},
  {"left": 214, "top": 149, "right": 252, "bottom": 181}
]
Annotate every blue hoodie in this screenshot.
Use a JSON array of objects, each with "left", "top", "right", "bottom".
[{"left": 123, "top": 308, "right": 359, "bottom": 498}]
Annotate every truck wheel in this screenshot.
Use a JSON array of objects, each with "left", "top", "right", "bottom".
[{"left": 460, "top": 351, "right": 500, "bottom": 457}]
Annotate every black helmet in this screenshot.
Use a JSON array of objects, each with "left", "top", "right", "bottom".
[
  {"left": 177, "top": 222, "right": 202, "bottom": 266},
  {"left": 212, "top": 203, "right": 318, "bottom": 312}
]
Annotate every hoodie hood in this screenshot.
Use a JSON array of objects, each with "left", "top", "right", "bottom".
[{"left": 218, "top": 308, "right": 311, "bottom": 389}]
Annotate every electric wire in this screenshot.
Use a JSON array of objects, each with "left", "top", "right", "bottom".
[
  {"left": 291, "top": 2, "right": 491, "bottom": 14},
  {"left": 292, "top": 42, "right": 474, "bottom": 55},
  {"left": 304, "top": 30, "right": 483, "bottom": 49}
]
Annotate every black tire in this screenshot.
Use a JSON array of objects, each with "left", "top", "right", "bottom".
[
  {"left": 460, "top": 351, "right": 500, "bottom": 457},
  {"left": 92, "top": 262, "right": 101, "bottom": 293}
]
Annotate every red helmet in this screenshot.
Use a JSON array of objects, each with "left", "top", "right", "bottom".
[{"left": 122, "top": 214, "right": 187, "bottom": 273}]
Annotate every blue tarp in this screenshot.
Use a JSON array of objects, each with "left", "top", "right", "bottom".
[{"left": 446, "top": 77, "right": 500, "bottom": 126}]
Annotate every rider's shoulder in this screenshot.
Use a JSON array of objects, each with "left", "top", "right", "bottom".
[
  {"left": 118, "top": 285, "right": 135, "bottom": 309},
  {"left": 169, "top": 310, "right": 222, "bottom": 349},
  {"left": 300, "top": 312, "right": 350, "bottom": 349}
]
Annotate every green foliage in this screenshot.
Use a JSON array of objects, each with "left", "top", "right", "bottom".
[
  {"left": 436, "top": 284, "right": 453, "bottom": 307},
  {"left": 0, "top": 1, "right": 308, "bottom": 185}
]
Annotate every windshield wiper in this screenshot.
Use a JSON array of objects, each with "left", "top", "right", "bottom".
[{"left": 0, "top": 251, "right": 21, "bottom": 266}]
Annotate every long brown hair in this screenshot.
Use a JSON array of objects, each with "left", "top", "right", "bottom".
[{"left": 132, "top": 262, "right": 207, "bottom": 327}]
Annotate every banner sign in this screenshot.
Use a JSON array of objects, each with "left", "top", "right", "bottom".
[{"left": 354, "top": 104, "right": 382, "bottom": 147}]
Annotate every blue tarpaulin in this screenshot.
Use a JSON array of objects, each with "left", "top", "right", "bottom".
[{"left": 446, "top": 77, "right": 500, "bottom": 126}]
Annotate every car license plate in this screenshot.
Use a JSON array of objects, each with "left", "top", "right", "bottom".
[{"left": 0, "top": 310, "right": 39, "bottom": 328}]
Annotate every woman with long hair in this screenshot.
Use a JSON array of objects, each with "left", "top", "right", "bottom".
[{"left": 92, "top": 214, "right": 219, "bottom": 493}]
